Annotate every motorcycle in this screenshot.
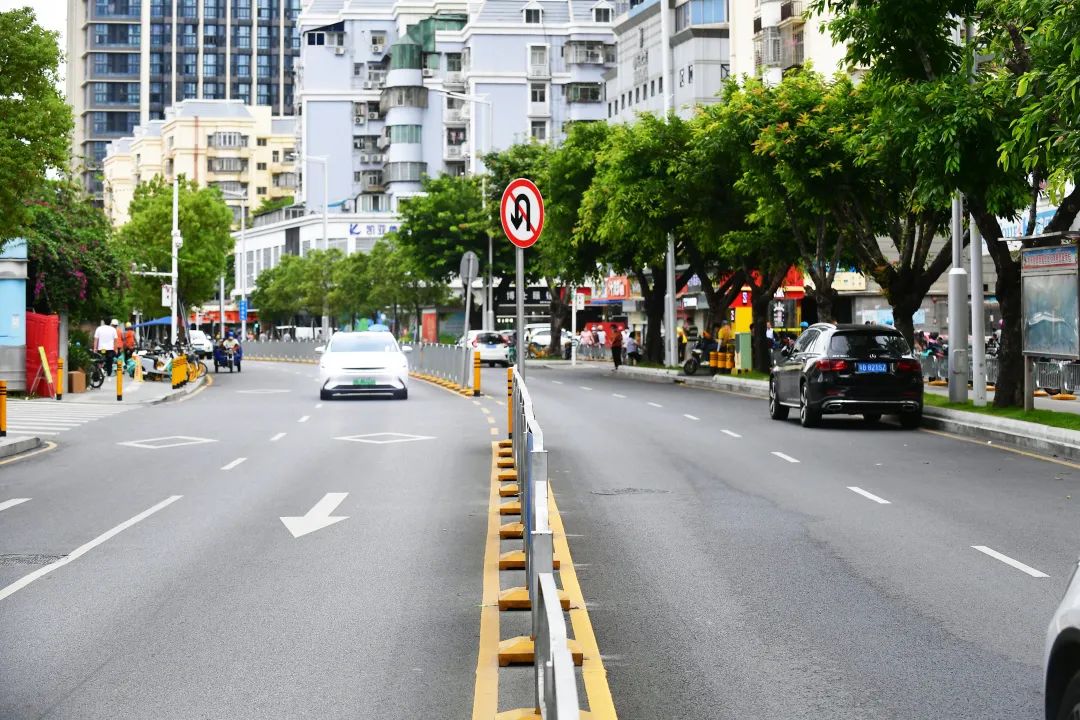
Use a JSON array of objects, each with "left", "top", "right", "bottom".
[{"left": 683, "top": 338, "right": 717, "bottom": 376}]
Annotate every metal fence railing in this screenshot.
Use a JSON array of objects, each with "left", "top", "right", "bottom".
[
  {"left": 411, "top": 343, "right": 473, "bottom": 390},
  {"left": 510, "top": 367, "right": 581, "bottom": 717}
]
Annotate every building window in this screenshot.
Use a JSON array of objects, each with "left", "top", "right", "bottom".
[
  {"left": 204, "top": 0, "right": 221, "bottom": 19},
  {"left": 530, "top": 83, "right": 546, "bottom": 103},
  {"left": 371, "top": 33, "right": 386, "bottom": 51},
  {"left": 258, "top": 25, "right": 271, "bottom": 49},
  {"left": 257, "top": 0, "right": 272, "bottom": 18},
  {"left": 233, "top": 0, "right": 251, "bottom": 19},
  {"left": 208, "top": 157, "right": 248, "bottom": 172},
  {"left": 650, "top": 79, "right": 656, "bottom": 96},
  {"left": 257, "top": 137, "right": 267, "bottom": 146},
  {"left": 235, "top": 82, "right": 251, "bottom": 103},
  {"left": 446, "top": 53, "right": 462, "bottom": 71},
  {"left": 639, "top": 28, "right": 645, "bottom": 48},
  {"left": 234, "top": 25, "right": 251, "bottom": 49},
  {"left": 234, "top": 54, "right": 251, "bottom": 78},
  {"left": 383, "top": 162, "right": 425, "bottom": 183},
  {"left": 388, "top": 125, "right": 422, "bottom": 144},
  {"left": 209, "top": 131, "right": 247, "bottom": 148},
  {"left": 307, "top": 32, "right": 325, "bottom": 46},
  {"left": 182, "top": 53, "right": 197, "bottom": 75},
  {"left": 530, "top": 120, "right": 548, "bottom": 141},
  {"left": 183, "top": 82, "right": 197, "bottom": 99},
  {"left": 204, "top": 82, "right": 221, "bottom": 98},
  {"left": 658, "top": 76, "right": 663, "bottom": 93},
  {"left": 635, "top": 87, "right": 640, "bottom": 103},
  {"left": 688, "top": 63, "right": 694, "bottom": 82},
  {"left": 272, "top": 150, "right": 280, "bottom": 162},
  {"left": 182, "top": 24, "right": 198, "bottom": 47},
  {"left": 530, "top": 46, "right": 548, "bottom": 67},
  {"left": 524, "top": 7, "right": 542, "bottom": 23},
  {"left": 566, "top": 83, "right": 603, "bottom": 103},
  {"left": 203, "top": 53, "right": 219, "bottom": 77},
  {"left": 607, "top": 101, "right": 612, "bottom": 117},
  {"left": 257, "top": 186, "right": 267, "bottom": 195},
  {"left": 446, "top": 127, "right": 466, "bottom": 145},
  {"left": 593, "top": 6, "right": 612, "bottom": 22},
  {"left": 257, "top": 55, "right": 270, "bottom": 78},
  {"left": 181, "top": 0, "right": 197, "bottom": 17},
  {"left": 359, "top": 194, "right": 387, "bottom": 212},
  {"left": 679, "top": 68, "right": 684, "bottom": 87},
  {"left": 257, "top": 162, "right": 267, "bottom": 170}
]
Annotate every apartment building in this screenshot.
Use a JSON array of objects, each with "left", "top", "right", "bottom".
[
  {"left": 102, "top": 99, "right": 298, "bottom": 225},
  {"left": 232, "top": 0, "right": 616, "bottom": 297},
  {"left": 66, "top": 0, "right": 302, "bottom": 200}
]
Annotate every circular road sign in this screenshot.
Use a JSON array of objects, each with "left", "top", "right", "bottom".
[{"left": 500, "top": 178, "right": 545, "bottom": 249}]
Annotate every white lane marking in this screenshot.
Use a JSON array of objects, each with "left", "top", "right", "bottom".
[
  {"left": 552, "top": 380, "right": 564, "bottom": 385},
  {"left": 280, "top": 492, "right": 349, "bottom": 538},
  {"left": 473, "top": 400, "right": 482, "bottom": 406},
  {"left": 489, "top": 427, "right": 499, "bottom": 436},
  {"left": 270, "top": 432, "right": 286, "bottom": 442},
  {"left": 0, "top": 498, "right": 31, "bottom": 513},
  {"left": 721, "top": 430, "right": 742, "bottom": 438},
  {"left": 221, "top": 457, "right": 247, "bottom": 471},
  {"left": 847, "top": 486, "right": 891, "bottom": 504},
  {"left": 683, "top": 414, "right": 700, "bottom": 421},
  {"left": 314, "top": 403, "right": 323, "bottom": 409},
  {"left": 298, "top": 415, "right": 310, "bottom": 423},
  {"left": 6, "top": 429, "right": 60, "bottom": 436},
  {"left": 480, "top": 407, "right": 491, "bottom": 415},
  {"left": 579, "top": 386, "right": 593, "bottom": 391},
  {"left": 0, "top": 495, "right": 182, "bottom": 602},
  {"left": 771, "top": 451, "right": 800, "bottom": 463},
  {"left": 495, "top": 401, "right": 505, "bottom": 407},
  {"left": 971, "top": 545, "right": 1049, "bottom": 578},
  {"left": 647, "top": 402, "right": 662, "bottom": 408},
  {"left": 612, "top": 393, "right": 627, "bottom": 399},
  {"left": 486, "top": 416, "right": 496, "bottom": 424}
]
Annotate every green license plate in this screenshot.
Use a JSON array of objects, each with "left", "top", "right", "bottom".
[{"left": 352, "top": 378, "right": 375, "bottom": 386}]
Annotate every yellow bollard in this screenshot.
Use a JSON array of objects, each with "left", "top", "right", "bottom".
[
  {"left": 116, "top": 359, "right": 123, "bottom": 401},
  {"left": 507, "top": 367, "right": 513, "bottom": 439},
  {"left": 473, "top": 351, "right": 481, "bottom": 397},
  {"left": 56, "top": 357, "right": 64, "bottom": 401},
  {"left": 709, "top": 351, "right": 718, "bottom": 369},
  {"left": 0, "top": 379, "right": 6, "bottom": 437}
]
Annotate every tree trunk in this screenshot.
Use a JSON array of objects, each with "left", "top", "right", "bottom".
[
  {"left": 637, "top": 270, "right": 666, "bottom": 364},
  {"left": 547, "top": 281, "right": 570, "bottom": 354},
  {"left": 890, "top": 300, "right": 919, "bottom": 350},
  {"left": 814, "top": 287, "right": 837, "bottom": 325},
  {"left": 749, "top": 267, "right": 787, "bottom": 373}
]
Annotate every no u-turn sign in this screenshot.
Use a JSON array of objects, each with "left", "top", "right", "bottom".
[{"left": 500, "top": 178, "right": 544, "bottom": 249}]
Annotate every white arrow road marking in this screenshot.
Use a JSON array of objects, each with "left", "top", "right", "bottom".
[
  {"left": 721, "top": 430, "right": 742, "bottom": 438},
  {"left": 971, "top": 545, "right": 1049, "bottom": 578},
  {"left": 281, "top": 493, "right": 349, "bottom": 538},
  {"left": 0, "top": 495, "right": 182, "bottom": 602},
  {"left": 847, "top": 486, "right": 891, "bottom": 504},
  {"left": 771, "top": 451, "right": 800, "bottom": 463},
  {"left": 0, "top": 498, "right": 31, "bottom": 513}
]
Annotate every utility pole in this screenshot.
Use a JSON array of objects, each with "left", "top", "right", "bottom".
[
  {"left": 239, "top": 201, "right": 248, "bottom": 342},
  {"left": 948, "top": 21, "right": 972, "bottom": 403},
  {"left": 658, "top": 0, "right": 677, "bottom": 367},
  {"left": 170, "top": 178, "right": 182, "bottom": 347}
]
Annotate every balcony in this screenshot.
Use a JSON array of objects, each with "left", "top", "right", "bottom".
[
  {"left": 779, "top": 0, "right": 804, "bottom": 23},
  {"left": 528, "top": 101, "right": 550, "bottom": 117},
  {"left": 782, "top": 37, "right": 805, "bottom": 68},
  {"left": 445, "top": 71, "right": 465, "bottom": 87},
  {"left": 444, "top": 107, "right": 465, "bottom": 124},
  {"left": 527, "top": 63, "right": 551, "bottom": 79},
  {"left": 445, "top": 144, "right": 466, "bottom": 159}
]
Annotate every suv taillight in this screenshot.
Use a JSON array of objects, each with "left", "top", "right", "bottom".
[
  {"left": 817, "top": 358, "right": 850, "bottom": 372},
  {"left": 897, "top": 358, "right": 921, "bottom": 373}
]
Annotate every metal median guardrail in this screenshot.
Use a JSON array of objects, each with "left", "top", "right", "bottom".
[
  {"left": 510, "top": 367, "right": 582, "bottom": 718},
  {"left": 410, "top": 343, "right": 476, "bottom": 394}
]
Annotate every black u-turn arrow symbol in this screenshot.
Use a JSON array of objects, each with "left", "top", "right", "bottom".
[{"left": 510, "top": 193, "right": 532, "bottom": 232}]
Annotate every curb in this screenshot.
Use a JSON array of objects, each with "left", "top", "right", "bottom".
[
  {"left": 550, "top": 363, "right": 1080, "bottom": 463},
  {"left": 0, "top": 436, "right": 43, "bottom": 460},
  {"left": 150, "top": 373, "right": 210, "bottom": 405}
]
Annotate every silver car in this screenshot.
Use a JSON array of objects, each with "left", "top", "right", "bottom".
[{"left": 1046, "top": 556, "right": 1080, "bottom": 719}]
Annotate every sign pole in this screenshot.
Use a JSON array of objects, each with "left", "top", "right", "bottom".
[
  {"left": 571, "top": 288, "right": 577, "bottom": 368},
  {"left": 516, "top": 247, "right": 525, "bottom": 378},
  {"left": 462, "top": 282, "right": 472, "bottom": 387}
]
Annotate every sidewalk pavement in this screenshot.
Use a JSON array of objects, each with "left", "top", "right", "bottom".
[{"left": 541, "top": 360, "right": 1080, "bottom": 464}]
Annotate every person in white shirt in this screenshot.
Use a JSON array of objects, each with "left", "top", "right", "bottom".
[
  {"left": 93, "top": 320, "right": 118, "bottom": 376},
  {"left": 595, "top": 326, "right": 606, "bottom": 360}
]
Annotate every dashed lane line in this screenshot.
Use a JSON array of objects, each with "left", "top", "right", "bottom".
[
  {"left": 579, "top": 386, "right": 593, "bottom": 391},
  {"left": 270, "top": 432, "right": 286, "bottom": 442},
  {"left": 480, "top": 407, "right": 491, "bottom": 415},
  {"left": 0, "top": 495, "right": 182, "bottom": 602},
  {"left": 315, "top": 403, "right": 323, "bottom": 409},
  {"left": 221, "top": 457, "right": 247, "bottom": 471},
  {"left": 771, "top": 451, "right": 800, "bottom": 464},
  {"left": 647, "top": 402, "right": 663, "bottom": 408},
  {"left": 0, "top": 498, "right": 31, "bottom": 513},
  {"left": 612, "top": 393, "right": 627, "bottom": 398},
  {"left": 683, "top": 414, "right": 700, "bottom": 421},
  {"left": 552, "top": 380, "right": 564, "bottom": 385},
  {"left": 971, "top": 545, "right": 1049, "bottom": 578},
  {"left": 721, "top": 430, "right": 742, "bottom": 438},
  {"left": 298, "top": 415, "right": 310, "bottom": 423},
  {"left": 847, "top": 486, "right": 891, "bottom": 504}
]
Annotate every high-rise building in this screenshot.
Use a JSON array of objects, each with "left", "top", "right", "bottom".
[
  {"left": 66, "top": 0, "right": 302, "bottom": 200},
  {"left": 102, "top": 99, "right": 298, "bottom": 226}
]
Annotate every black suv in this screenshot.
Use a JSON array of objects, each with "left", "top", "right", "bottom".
[{"left": 769, "top": 323, "right": 923, "bottom": 429}]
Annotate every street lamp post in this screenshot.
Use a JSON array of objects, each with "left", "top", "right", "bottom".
[
  {"left": 171, "top": 179, "right": 183, "bottom": 346},
  {"left": 221, "top": 190, "right": 249, "bottom": 341},
  {"left": 431, "top": 88, "right": 495, "bottom": 329},
  {"left": 302, "top": 154, "right": 330, "bottom": 338},
  {"left": 657, "top": 0, "right": 677, "bottom": 367}
]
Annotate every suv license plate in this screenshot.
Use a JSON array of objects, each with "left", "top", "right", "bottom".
[
  {"left": 856, "top": 362, "right": 888, "bottom": 374},
  {"left": 352, "top": 378, "right": 375, "bottom": 386}
]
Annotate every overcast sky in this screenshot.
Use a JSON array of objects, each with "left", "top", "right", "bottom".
[{"left": 2, "top": 1, "right": 68, "bottom": 86}]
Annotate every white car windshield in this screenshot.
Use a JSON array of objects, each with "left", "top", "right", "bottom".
[{"left": 329, "top": 335, "right": 399, "bottom": 353}]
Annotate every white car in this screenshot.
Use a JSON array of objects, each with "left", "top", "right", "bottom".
[
  {"left": 317, "top": 331, "right": 410, "bottom": 400},
  {"left": 460, "top": 330, "right": 510, "bottom": 366},
  {"left": 1046, "top": 555, "right": 1080, "bottom": 719},
  {"left": 188, "top": 329, "right": 213, "bottom": 357}
]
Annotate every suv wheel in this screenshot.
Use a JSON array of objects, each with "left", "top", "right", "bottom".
[
  {"left": 1055, "top": 671, "right": 1080, "bottom": 720},
  {"left": 799, "top": 383, "right": 821, "bottom": 428},
  {"left": 769, "top": 377, "right": 789, "bottom": 420}
]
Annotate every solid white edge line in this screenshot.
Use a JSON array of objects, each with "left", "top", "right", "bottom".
[
  {"left": 7, "top": 429, "right": 60, "bottom": 436},
  {"left": 771, "top": 451, "right": 800, "bottom": 463},
  {"left": 270, "top": 432, "right": 286, "bottom": 442},
  {"left": 0, "top": 498, "right": 31, "bottom": 513},
  {"left": 971, "top": 545, "right": 1049, "bottom": 578},
  {"left": 847, "top": 486, "right": 891, "bottom": 504},
  {"left": 647, "top": 402, "right": 663, "bottom": 408},
  {"left": 221, "top": 457, "right": 247, "bottom": 471},
  {"left": 721, "top": 430, "right": 742, "bottom": 438},
  {"left": 0, "top": 495, "right": 183, "bottom": 602},
  {"left": 683, "top": 414, "right": 700, "bottom": 421},
  {"left": 298, "top": 415, "right": 310, "bottom": 423}
]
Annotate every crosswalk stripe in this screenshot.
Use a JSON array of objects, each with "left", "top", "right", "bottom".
[{"left": 5, "top": 401, "right": 137, "bottom": 437}]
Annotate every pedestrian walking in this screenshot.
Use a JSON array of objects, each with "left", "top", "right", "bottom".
[
  {"left": 596, "top": 325, "right": 607, "bottom": 360},
  {"left": 94, "top": 319, "right": 118, "bottom": 376},
  {"left": 579, "top": 327, "right": 593, "bottom": 359},
  {"left": 678, "top": 320, "right": 689, "bottom": 362},
  {"left": 610, "top": 325, "right": 623, "bottom": 371},
  {"left": 123, "top": 322, "right": 136, "bottom": 365},
  {"left": 626, "top": 331, "right": 642, "bottom": 365}
]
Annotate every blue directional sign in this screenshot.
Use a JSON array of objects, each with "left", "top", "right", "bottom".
[{"left": 239, "top": 298, "right": 248, "bottom": 318}]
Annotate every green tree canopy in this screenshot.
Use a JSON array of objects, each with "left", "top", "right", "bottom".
[
  {"left": 0, "top": 8, "right": 72, "bottom": 248},
  {"left": 394, "top": 174, "right": 491, "bottom": 283}
]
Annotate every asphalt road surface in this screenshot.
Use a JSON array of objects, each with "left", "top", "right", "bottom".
[
  {"left": 0, "top": 364, "right": 489, "bottom": 719},
  {"left": 483, "top": 363, "right": 1079, "bottom": 720}
]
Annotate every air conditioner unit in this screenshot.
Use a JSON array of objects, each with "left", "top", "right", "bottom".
[
  {"left": 422, "top": 68, "right": 434, "bottom": 77},
  {"left": 360, "top": 154, "right": 369, "bottom": 162},
  {"left": 334, "top": 46, "right": 346, "bottom": 55},
  {"left": 368, "top": 111, "right": 379, "bottom": 119},
  {"left": 362, "top": 80, "right": 373, "bottom": 89},
  {"left": 371, "top": 44, "right": 384, "bottom": 54},
  {"left": 354, "top": 115, "right": 366, "bottom": 125}
]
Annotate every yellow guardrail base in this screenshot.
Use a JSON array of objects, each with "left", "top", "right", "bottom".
[
  {"left": 496, "top": 458, "right": 515, "bottom": 469},
  {"left": 498, "top": 585, "right": 571, "bottom": 612},
  {"left": 498, "top": 635, "right": 584, "bottom": 667},
  {"left": 499, "top": 483, "right": 519, "bottom": 498},
  {"left": 498, "top": 439, "right": 512, "bottom": 449},
  {"left": 498, "top": 549, "right": 561, "bottom": 571},
  {"left": 927, "top": 379, "right": 948, "bottom": 386},
  {"left": 1052, "top": 393, "right": 1077, "bottom": 401},
  {"left": 499, "top": 521, "right": 523, "bottom": 539},
  {"left": 497, "top": 469, "right": 518, "bottom": 482},
  {"left": 1034, "top": 389, "right": 1050, "bottom": 397},
  {"left": 498, "top": 500, "right": 521, "bottom": 516},
  {"left": 497, "top": 448, "right": 513, "bottom": 458}
]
